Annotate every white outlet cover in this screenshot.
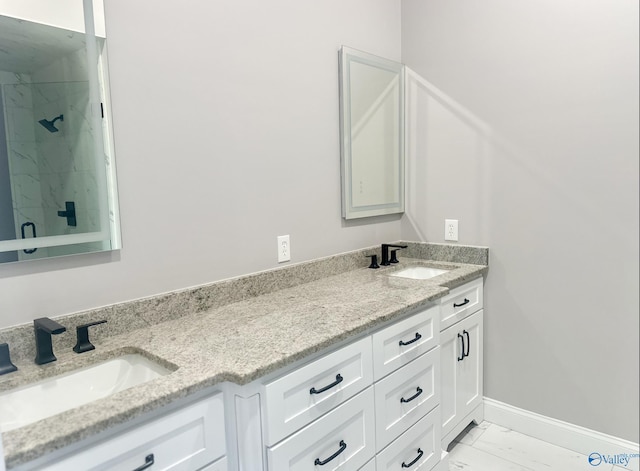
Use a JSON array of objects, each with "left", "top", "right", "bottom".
[
  {"left": 277, "top": 235, "right": 290, "bottom": 263},
  {"left": 445, "top": 219, "right": 458, "bottom": 241}
]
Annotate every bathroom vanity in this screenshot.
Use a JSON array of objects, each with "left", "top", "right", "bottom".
[{"left": 0, "top": 243, "right": 488, "bottom": 470}]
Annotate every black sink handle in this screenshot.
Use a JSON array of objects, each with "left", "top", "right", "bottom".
[
  {"left": 0, "top": 343, "right": 18, "bottom": 375},
  {"left": 73, "top": 320, "right": 107, "bottom": 353}
]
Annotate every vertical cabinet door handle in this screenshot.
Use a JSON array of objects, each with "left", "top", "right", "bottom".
[
  {"left": 314, "top": 440, "right": 347, "bottom": 466},
  {"left": 401, "top": 448, "right": 424, "bottom": 468},
  {"left": 463, "top": 330, "right": 470, "bottom": 358},
  {"left": 457, "top": 333, "right": 465, "bottom": 361},
  {"left": 132, "top": 454, "right": 154, "bottom": 471}
]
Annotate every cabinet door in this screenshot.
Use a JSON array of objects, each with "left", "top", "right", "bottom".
[
  {"left": 457, "top": 310, "right": 483, "bottom": 418},
  {"left": 440, "top": 310, "right": 483, "bottom": 442},
  {"left": 439, "top": 321, "right": 460, "bottom": 439}
]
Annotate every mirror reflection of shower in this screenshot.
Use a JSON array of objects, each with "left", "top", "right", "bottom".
[
  {"left": 0, "top": 7, "right": 121, "bottom": 264},
  {"left": 1, "top": 79, "right": 104, "bottom": 261},
  {"left": 38, "top": 114, "right": 64, "bottom": 133}
]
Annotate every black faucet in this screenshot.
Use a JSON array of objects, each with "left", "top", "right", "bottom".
[
  {"left": 381, "top": 244, "right": 408, "bottom": 266},
  {"left": 34, "top": 317, "right": 66, "bottom": 365}
]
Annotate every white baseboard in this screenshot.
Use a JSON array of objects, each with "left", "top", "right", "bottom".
[{"left": 484, "top": 397, "right": 640, "bottom": 471}]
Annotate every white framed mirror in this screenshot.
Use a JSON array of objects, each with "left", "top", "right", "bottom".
[
  {"left": 339, "top": 46, "right": 405, "bottom": 220},
  {"left": 0, "top": 0, "right": 120, "bottom": 263}
]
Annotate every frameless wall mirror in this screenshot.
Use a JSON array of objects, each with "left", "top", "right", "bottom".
[
  {"left": 0, "top": 0, "right": 120, "bottom": 263},
  {"left": 339, "top": 46, "right": 404, "bottom": 220}
]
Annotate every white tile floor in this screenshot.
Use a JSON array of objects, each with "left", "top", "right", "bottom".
[{"left": 448, "top": 422, "right": 630, "bottom": 471}]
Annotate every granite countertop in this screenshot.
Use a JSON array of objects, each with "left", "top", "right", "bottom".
[{"left": 1, "top": 256, "right": 487, "bottom": 468}]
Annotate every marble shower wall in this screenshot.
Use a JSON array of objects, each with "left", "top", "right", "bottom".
[
  {"left": 0, "top": 71, "right": 48, "bottom": 260},
  {"left": 0, "top": 47, "right": 101, "bottom": 259}
]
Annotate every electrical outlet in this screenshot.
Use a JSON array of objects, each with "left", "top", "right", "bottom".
[
  {"left": 277, "top": 235, "right": 291, "bottom": 263},
  {"left": 445, "top": 219, "right": 458, "bottom": 241}
]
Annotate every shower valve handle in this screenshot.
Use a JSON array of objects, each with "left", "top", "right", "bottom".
[{"left": 57, "top": 201, "right": 77, "bottom": 227}]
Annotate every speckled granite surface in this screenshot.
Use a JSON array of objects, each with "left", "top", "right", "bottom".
[{"left": 0, "top": 243, "right": 488, "bottom": 469}]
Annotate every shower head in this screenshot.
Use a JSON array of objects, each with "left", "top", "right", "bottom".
[{"left": 38, "top": 114, "right": 64, "bottom": 133}]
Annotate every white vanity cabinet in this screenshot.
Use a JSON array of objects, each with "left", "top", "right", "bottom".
[
  {"left": 372, "top": 305, "right": 441, "bottom": 471},
  {"left": 376, "top": 408, "right": 441, "bottom": 471},
  {"left": 261, "top": 337, "right": 373, "bottom": 446},
  {"left": 248, "top": 304, "right": 443, "bottom": 471},
  {"left": 438, "top": 278, "right": 484, "bottom": 449},
  {"left": 267, "top": 388, "right": 376, "bottom": 470},
  {"left": 25, "top": 392, "right": 227, "bottom": 471}
]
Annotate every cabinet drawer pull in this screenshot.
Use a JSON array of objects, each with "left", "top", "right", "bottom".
[
  {"left": 314, "top": 440, "right": 347, "bottom": 466},
  {"left": 132, "top": 454, "right": 154, "bottom": 471},
  {"left": 310, "top": 374, "right": 343, "bottom": 395},
  {"left": 463, "top": 330, "right": 470, "bottom": 357},
  {"left": 457, "top": 333, "right": 465, "bottom": 361},
  {"left": 453, "top": 298, "right": 470, "bottom": 308},
  {"left": 401, "top": 448, "right": 424, "bottom": 468},
  {"left": 400, "top": 387, "right": 423, "bottom": 403},
  {"left": 399, "top": 332, "right": 421, "bottom": 346}
]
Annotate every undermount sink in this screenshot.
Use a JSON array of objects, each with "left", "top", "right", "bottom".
[
  {"left": 390, "top": 266, "right": 450, "bottom": 280},
  {"left": 0, "top": 353, "right": 171, "bottom": 432}
]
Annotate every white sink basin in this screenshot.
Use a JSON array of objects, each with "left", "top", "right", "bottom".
[
  {"left": 0, "top": 354, "right": 171, "bottom": 432},
  {"left": 390, "top": 266, "right": 450, "bottom": 280}
]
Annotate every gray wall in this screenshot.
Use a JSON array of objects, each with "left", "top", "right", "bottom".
[
  {"left": 0, "top": 0, "right": 402, "bottom": 327},
  {"left": 401, "top": 0, "right": 639, "bottom": 442}
]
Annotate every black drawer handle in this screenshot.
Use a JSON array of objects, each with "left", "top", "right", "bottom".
[
  {"left": 314, "top": 440, "right": 347, "bottom": 466},
  {"left": 453, "top": 298, "right": 470, "bottom": 308},
  {"left": 457, "top": 333, "right": 465, "bottom": 361},
  {"left": 132, "top": 454, "right": 154, "bottom": 471},
  {"left": 401, "top": 448, "right": 424, "bottom": 468},
  {"left": 310, "top": 374, "right": 343, "bottom": 395},
  {"left": 463, "top": 330, "right": 470, "bottom": 357},
  {"left": 400, "top": 387, "right": 423, "bottom": 403},
  {"left": 399, "top": 332, "right": 421, "bottom": 346}
]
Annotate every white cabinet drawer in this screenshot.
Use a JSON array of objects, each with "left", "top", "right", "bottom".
[
  {"left": 439, "top": 278, "right": 483, "bottom": 331},
  {"left": 44, "top": 392, "right": 226, "bottom": 471},
  {"left": 359, "top": 458, "right": 377, "bottom": 471},
  {"left": 199, "top": 455, "right": 228, "bottom": 471},
  {"left": 372, "top": 305, "right": 439, "bottom": 380},
  {"left": 263, "top": 336, "right": 373, "bottom": 446},
  {"left": 267, "top": 388, "right": 375, "bottom": 471},
  {"left": 374, "top": 347, "right": 440, "bottom": 450},
  {"left": 376, "top": 406, "right": 441, "bottom": 471}
]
